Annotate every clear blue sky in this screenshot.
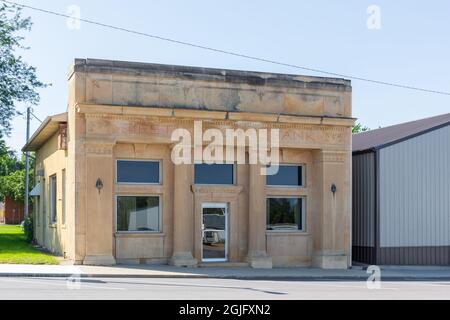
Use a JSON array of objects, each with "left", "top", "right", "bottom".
[{"left": 6, "top": 0, "right": 450, "bottom": 153}]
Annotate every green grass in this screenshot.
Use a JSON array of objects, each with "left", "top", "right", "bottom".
[{"left": 0, "top": 225, "right": 58, "bottom": 264}]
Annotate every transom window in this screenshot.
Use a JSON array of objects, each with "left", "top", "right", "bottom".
[
  {"left": 116, "top": 196, "right": 160, "bottom": 232},
  {"left": 194, "top": 163, "right": 234, "bottom": 185},
  {"left": 116, "top": 160, "right": 160, "bottom": 184},
  {"left": 266, "top": 197, "right": 304, "bottom": 231},
  {"left": 266, "top": 165, "right": 303, "bottom": 187}
]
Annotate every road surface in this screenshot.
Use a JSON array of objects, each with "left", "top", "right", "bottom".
[{"left": 0, "top": 277, "right": 449, "bottom": 300}]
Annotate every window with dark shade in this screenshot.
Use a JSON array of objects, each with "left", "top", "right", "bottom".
[
  {"left": 117, "top": 196, "right": 160, "bottom": 232},
  {"left": 50, "top": 175, "right": 57, "bottom": 224},
  {"left": 266, "top": 165, "right": 303, "bottom": 186},
  {"left": 194, "top": 164, "right": 234, "bottom": 185},
  {"left": 266, "top": 197, "right": 304, "bottom": 231},
  {"left": 62, "top": 169, "right": 66, "bottom": 225},
  {"left": 116, "top": 160, "right": 160, "bottom": 184}
]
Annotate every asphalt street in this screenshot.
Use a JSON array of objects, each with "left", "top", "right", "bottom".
[{"left": 0, "top": 277, "right": 449, "bottom": 300}]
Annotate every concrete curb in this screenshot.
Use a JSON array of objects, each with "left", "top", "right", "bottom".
[{"left": 1, "top": 273, "right": 450, "bottom": 281}]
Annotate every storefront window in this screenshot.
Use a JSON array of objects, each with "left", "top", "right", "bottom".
[
  {"left": 266, "top": 197, "right": 304, "bottom": 231},
  {"left": 117, "top": 196, "right": 160, "bottom": 232}
]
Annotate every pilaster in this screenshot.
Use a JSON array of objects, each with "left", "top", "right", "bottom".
[
  {"left": 247, "top": 163, "right": 272, "bottom": 269},
  {"left": 82, "top": 139, "right": 116, "bottom": 265}
]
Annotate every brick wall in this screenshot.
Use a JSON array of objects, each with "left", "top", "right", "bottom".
[{"left": 4, "top": 196, "right": 24, "bottom": 225}]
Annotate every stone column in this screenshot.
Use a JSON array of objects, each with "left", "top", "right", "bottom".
[
  {"left": 82, "top": 140, "right": 116, "bottom": 265},
  {"left": 170, "top": 163, "right": 197, "bottom": 266},
  {"left": 247, "top": 163, "right": 272, "bottom": 268},
  {"left": 311, "top": 150, "right": 350, "bottom": 269}
]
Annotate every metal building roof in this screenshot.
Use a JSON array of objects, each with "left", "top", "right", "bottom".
[{"left": 353, "top": 113, "right": 450, "bottom": 153}]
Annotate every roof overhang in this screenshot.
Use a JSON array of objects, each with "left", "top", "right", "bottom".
[{"left": 22, "top": 112, "right": 68, "bottom": 152}]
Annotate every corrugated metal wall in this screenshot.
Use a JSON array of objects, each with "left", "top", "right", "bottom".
[
  {"left": 352, "top": 152, "right": 376, "bottom": 264},
  {"left": 379, "top": 125, "right": 450, "bottom": 265}
]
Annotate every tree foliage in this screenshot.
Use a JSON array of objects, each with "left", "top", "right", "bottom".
[
  {"left": 0, "top": 3, "right": 47, "bottom": 136},
  {"left": 352, "top": 122, "right": 370, "bottom": 134},
  {"left": 0, "top": 135, "right": 29, "bottom": 203},
  {"left": 0, "top": 168, "right": 27, "bottom": 203},
  {"left": 0, "top": 135, "right": 23, "bottom": 177}
]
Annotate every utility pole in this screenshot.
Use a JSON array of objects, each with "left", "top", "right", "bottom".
[{"left": 24, "top": 106, "right": 31, "bottom": 220}]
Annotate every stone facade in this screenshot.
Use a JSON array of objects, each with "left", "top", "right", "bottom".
[{"left": 27, "top": 59, "right": 354, "bottom": 269}]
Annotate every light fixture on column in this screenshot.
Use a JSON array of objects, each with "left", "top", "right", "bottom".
[
  {"left": 95, "top": 178, "right": 103, "bottom": 193},
  {"left": 331, "top": 183, "right": 337, "bottom": 194}
]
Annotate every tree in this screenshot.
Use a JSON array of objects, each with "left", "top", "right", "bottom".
[
  {"left": 0, "top": 3, "right": 47, "bottom": 136},
  {"left": 0, "top": 135, "right": 28, "bottom": 203},
  {"left": 0, "top": 169, "right": 27, "bottom": 203},
  {"left": 0, "top": 134, "right": 23, "bottom": 177},
  {"left": 352, "top": 122, "right": 370, "bottom": 134}
]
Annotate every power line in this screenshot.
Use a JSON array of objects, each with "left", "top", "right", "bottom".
[
  {"left": 3, "top": 0, "right": 450, "bottom": 96},
  {"left": 30, "top": 112, "right": 42, "bottom": 123}
]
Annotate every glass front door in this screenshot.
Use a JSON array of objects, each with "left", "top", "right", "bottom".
[{"left": 202, "top": 203, "right": 228, "bottom": 262}]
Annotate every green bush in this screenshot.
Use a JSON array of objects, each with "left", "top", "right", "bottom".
[{"left": 23, "top": 216, "right": 34, "bottom": 243}]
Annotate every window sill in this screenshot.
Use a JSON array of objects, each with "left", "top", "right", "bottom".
[
  {"left": 191, "top": 184, "right": 243, "bottom": 194},
  {"left": 49, "top": 223, "right": 57, "bottom": 229},
  {"left": 115, "top": 232, "right": 165, "bottom": 238},
  {"left": 266, "top": 185, "right": 305, "bottom": 189},
  {"left": 115, "top": 184, "right": 164, "bottom": 194},
  {"left": 266, "top": 230, "right": 309, "bottom": 236},
  {"left": 265, "top": 187, "right": 307, "bottom": 196},
  {"left": 116, "top": 182, "right": 162, "bottom": 186}
]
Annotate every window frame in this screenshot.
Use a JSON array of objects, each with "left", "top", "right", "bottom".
[
  {"left": 194, "top": 163, "right": 236, "bottom": 186},
  {"left": 115, "top": 194, "right": 162, "bottom": 234},
  {"left": 266, "top": 196, "right": 306, "bottom": 233},
  {"left": 49, "top": 174, "right": 57, "bottom": 225},
  {"left": 35, "top": 193, "right": 40, "bottom": 227},
  {"left": 265, "top": 163, "right": 306, "bottom": 188},
  {"left": 62, "top": 169, "right": 66, "bottom": 225},
  {"left": 41, "top": 178, "right": 46, "bottom": 226},
  {"left": 115, "top": 159, "right": 162, "bottom": 185}
]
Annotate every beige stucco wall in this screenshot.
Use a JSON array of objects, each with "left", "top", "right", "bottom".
[
  {"left": 34, "top": 59, "right": 353, "bottom": 268},
  {"left": 34, "top": 132, "right": 68, "bottom": 256}
]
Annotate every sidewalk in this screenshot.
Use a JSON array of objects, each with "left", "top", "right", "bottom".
[{"left": 1, "top": 264, "right": 450, "bottom": 280}]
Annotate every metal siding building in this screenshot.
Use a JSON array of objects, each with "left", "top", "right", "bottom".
[
  {"left": 352, "top": 114, "right": 450, "bottom": 265},
  {"left": 352, "top": 152, "right": 376, "bottom": 264}
]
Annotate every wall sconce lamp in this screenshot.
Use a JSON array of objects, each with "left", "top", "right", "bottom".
[
  {"left": 95, "top": 178, "right": 103, "bottom": 193},
  {"left": 331, "top": 183, "right": 337, "bottom": 195}
]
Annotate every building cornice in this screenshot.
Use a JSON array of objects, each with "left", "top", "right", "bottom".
[{"left": 76, "top": 103, "right": 355, "bottom": 127}]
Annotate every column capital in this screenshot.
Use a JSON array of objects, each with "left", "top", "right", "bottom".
[{"left": 313, "top": 150, "right": 347, "bottom": 163}]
